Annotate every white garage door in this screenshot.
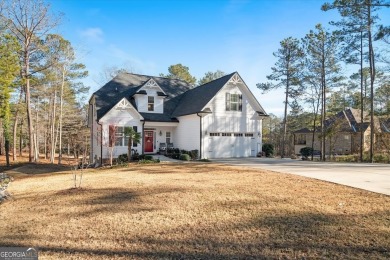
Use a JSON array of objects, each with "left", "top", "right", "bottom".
[{"left": 207, "top": 134, "right": 256, "bottom": 158}]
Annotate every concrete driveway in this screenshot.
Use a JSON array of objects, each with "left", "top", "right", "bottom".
[{"left": 213, "top": 157, "right": 390, "bottom": 196}]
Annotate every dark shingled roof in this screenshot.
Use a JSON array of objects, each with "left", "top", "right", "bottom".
[
  {"left": 136, "top": 90, "right": 147, "bottom": 95},
  {"left": 294, "top": 108, "right": 380, "bottom": 134},
  {"left": 93, "top": 71, "right": 267, "bottom": 122},
  {"left": 140, "top": 113, "right": 179, "bottom": 122},
  {"left": 171, "top": 72, "right": 235, "bottom": 117},
  {"left": 93, "top": 73, "right": 192, "bottom": 121},
  {"left": 294, "top": 128, "right": 312, "bottom": 133}
]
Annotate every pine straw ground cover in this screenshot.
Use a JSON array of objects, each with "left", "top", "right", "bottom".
[{"left": 0, "top": 163, "right": 389, "bottom": 259}]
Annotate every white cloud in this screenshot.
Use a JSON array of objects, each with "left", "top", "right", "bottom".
[{"left": 79, "top": 27, "right": 104, "bottom": 43}]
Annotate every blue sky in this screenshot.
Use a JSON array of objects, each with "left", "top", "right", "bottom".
[{"left": 50, "top": 0, "right": 389, "bottom": 115}]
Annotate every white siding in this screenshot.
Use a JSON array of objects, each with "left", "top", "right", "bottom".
[
  {"left": 99, "top": 104, "right": 143, "bottom": 159},
  {"left": 153, "top": 127, "right": 176, "bottom": 152},
  {"left": 135, "top": 95, "right": 147, "bottom": 112},
  {"left": 134, "top": 88, "right": 164, "bottom": 113},
  {"left": 89, "top": 97, "right": 104, "bottom": 164},
  {"left": 155, "top": 96, "right": 164, "bottom": 113},
  {"left": 91, "top": 120, "right": 102, "bottom": 163},
  {"left": 174, "top": 114, "right": 200, "bottom": 151},
  {"left": 202, "top": 82, "right": 262, "bottom": 158}
]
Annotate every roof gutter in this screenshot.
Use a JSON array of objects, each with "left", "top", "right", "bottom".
[{"left": 257, "top": 111, "right": 269, "bottom": 117}]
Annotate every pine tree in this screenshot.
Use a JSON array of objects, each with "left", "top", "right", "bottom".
[
  {"left": 0, "top": 34, "right": 20, "bottom": 166},
  {"left": 301, "top": 24, "right": 343, "bottom": 161},
  {"left": 0, "top": 0, "right": 62, "bottom": 162},
  {"left": 322, "top": 0, "right": 390, "bottom": 162},
  {"left": 257, "top": 37, "right": 304, "bottom": 158},
  {"left": 198, "top": 70, "right": 225, "bottom": 85}
]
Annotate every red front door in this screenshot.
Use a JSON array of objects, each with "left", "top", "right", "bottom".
[{"left": 144, "top": 131, "right": 154, "bottom": 153}]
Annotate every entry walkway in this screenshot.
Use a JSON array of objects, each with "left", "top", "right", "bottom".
[{"left": 213, "top": 157, "right": 390, "bottom": 196}]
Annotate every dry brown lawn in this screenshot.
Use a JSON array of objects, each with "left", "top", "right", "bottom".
[{"left": 1, "top": 162, "right": 389, "bottom": 259}]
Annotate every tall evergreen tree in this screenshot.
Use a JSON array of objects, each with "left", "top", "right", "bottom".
[
  {"left": 257, "top": 37, "right": 304, "bottom": 158},
  {"left": 160, "top": 64, "right": 196, "bottom": 85},
  {"left": 0, "top": 34, "right": 20, "bottom": 166},
  {"left": 301, "top": 24, "right": 343, "bottom": 161},
  {"left": 198, "top": 70, "right": 225, "bottom": 85},
  {"left": 322, "top": 0, "right": 390, "bottom": 162},
  {"left": 0, "top": 0, "right": 62, "bottom": 162}
]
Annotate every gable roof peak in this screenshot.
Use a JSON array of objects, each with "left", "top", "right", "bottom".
[{"left": 228, "top": 72, "right": 243, "bottom": 85}]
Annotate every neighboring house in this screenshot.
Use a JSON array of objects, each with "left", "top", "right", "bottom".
[
  {"left": 293, "top": 108, "right": 390, "bottom": 155},
  {"left": 88, "top": 72, "right": 268, "bottom": 163}
]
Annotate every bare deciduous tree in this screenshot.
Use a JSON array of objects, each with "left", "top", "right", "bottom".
[{"left": 0, "top": 0, "right": 62, "bottom": 162}]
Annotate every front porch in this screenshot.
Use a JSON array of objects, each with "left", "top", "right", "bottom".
[{"left": 142, "top": 121, "right": 178, "bottom": 154}]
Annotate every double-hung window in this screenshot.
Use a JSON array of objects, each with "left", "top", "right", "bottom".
[
  {"left": 110, "top": 126, "right": 138, "bottom": 147},
  {"left": 114, "top": 127, "right": 125, "bottom": 146},
  {"left": 148, "top": 96, "right": 154, "bottom": 111},
  {"left": 166, "top": 131, "right": 171, "bottom": 144},
  {"left": 226, "top": 93, "right": 242, "bottom": 111}
]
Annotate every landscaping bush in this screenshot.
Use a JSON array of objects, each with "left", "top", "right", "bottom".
[
  {"left": 117, "top": 154, "right": 128, "bottom": 163},
  {"left": 179, "top": 154, "right": 191, "bottom": 161},
  {"left": 262, "top": 143, "right": 274, "bottom": 157},
  {"left": 300, "top": 147, "right": 313, "bottom": 159},
  {"left": 132, "top": 151, "right": 140, "bottom": 161},
  {"left": 138, "top": 159, "right": 160, "bottom": 164},
  {"left": 189, "top": 150, "right": 199, "bottom": 160},
  {"left": 171, "top": 153, "right": 181, "bottom": 159},
  {"left": 144, "top": 155, "right": 153, "bottom": 160},
  {"left": 335, "top": 155, "right": 357, "bottom": 162},
  {"left": 373, "top": 153, "right": 389, "bottom": 163},
  {"left": 174, "top": 148, "right": 180, "bottom": 154}
]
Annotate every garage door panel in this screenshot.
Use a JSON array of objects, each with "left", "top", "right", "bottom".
[{"left": 208, "top": 135, "right": 253, "bottom": 158}]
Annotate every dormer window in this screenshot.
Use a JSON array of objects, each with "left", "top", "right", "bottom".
[{"left": 148, "top": 96, "right": 154, "bottom": 111}]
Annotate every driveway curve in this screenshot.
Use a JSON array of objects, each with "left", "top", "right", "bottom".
[{"left": 213, "top": 158, "right": 390, "bottom": 196}]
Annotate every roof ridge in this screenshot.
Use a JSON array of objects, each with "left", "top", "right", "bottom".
[{"left": 120, "top": 72, "right": 192, "bottom": 85}]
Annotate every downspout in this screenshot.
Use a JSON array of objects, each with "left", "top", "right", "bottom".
[
  {"left": 97, "top": 121, "right": 103, "bottom": 166},
  {"left": 196, "top": 113, "right": 202, "bottom": 159},
  {"left": 142, "top": 121, "right": 145, "bottom": 154}
]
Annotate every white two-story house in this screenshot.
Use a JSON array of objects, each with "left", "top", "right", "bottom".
[{"left": 88, "top": 72, "right": 267, "bottom": 163}]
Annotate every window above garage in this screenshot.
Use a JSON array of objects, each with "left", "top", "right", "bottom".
[{"left": 226, "top": 93, "right": 242, "bottom": 111}]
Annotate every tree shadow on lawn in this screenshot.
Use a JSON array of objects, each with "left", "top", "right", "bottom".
[
  {"left": 2, "top": 201, "right": 389, "bottom": 259},
  {"left": 121, "top": 163, "right": 232, "bottom": 175},
  {"left": 4, "top": 163, "right": 72, "bottom": 178},
  {"left": 3, "top": 210, "right": 389, "bottom": 259},
  {"left": 239, "top": 210, "right": 390, "bottom": 258},
  {"left": 52, "top": 186, "right": 188, "bottom": 217},
  {"left": 0, "top": 243, "right": 268, "bottom": 260}
]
